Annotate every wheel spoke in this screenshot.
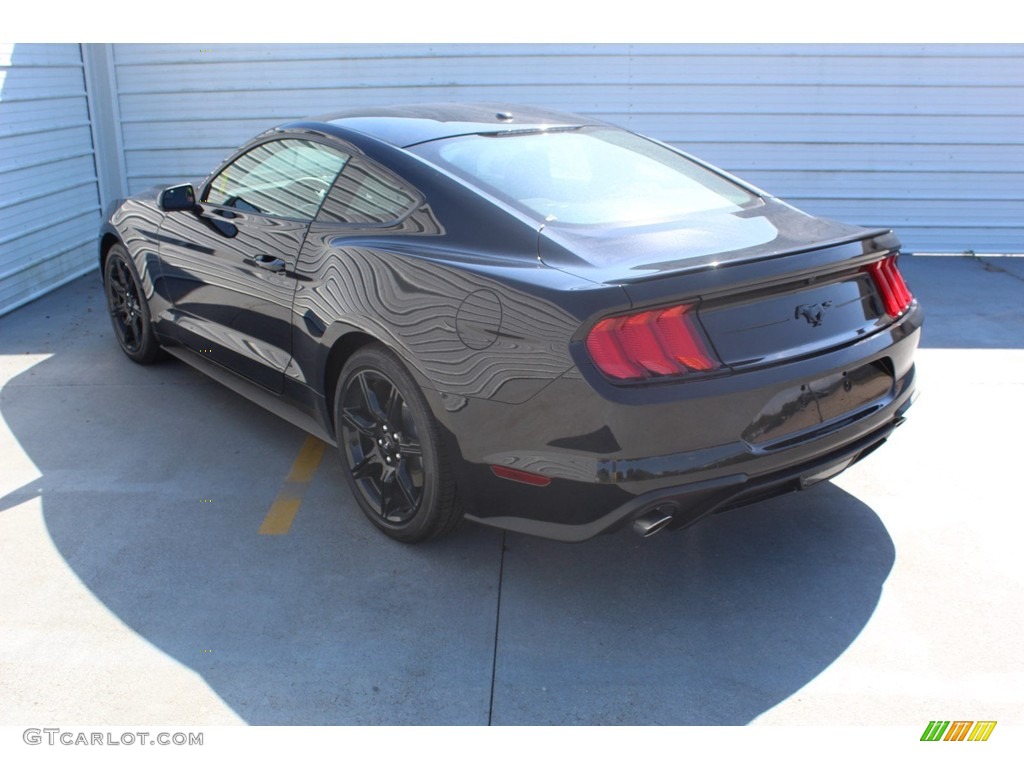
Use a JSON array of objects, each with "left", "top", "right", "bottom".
[
  {"left": 126, "top": 316, "right": 141, "bottom": 345},
  {"left": 384, "top": 384, "right": 402, "bottom": 426},
  {"left": 108, "top": 270, "right": 126, "bottom": 305},
  {"left": 379, "top": 471, "right": 397, "bottom": 518},
  {"left": 395, "top": 463, "right": 419, "bottom": 509},
  {"left": 341, "top": 407, "right": 376, "bottom": 437},
  {"left": 357, "top": 373, "right": 387, "bottom": 423},
  {"left": 351, "top": 453, "right": 379, "bottom": 480}
]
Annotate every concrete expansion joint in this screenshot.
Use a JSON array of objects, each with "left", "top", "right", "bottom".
[{"left": 966, "top": 250, "right": 1024, "bottom": 284}]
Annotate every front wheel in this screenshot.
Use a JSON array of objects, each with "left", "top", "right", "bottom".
[
  {"left": 334, "top": 345, "right": 461, "bottom": 542},
  {"left": 103, "top": 244, "right": 162, "bottom": 364}
]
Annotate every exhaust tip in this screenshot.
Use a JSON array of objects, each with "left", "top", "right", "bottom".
[{"left": 632, "top": 505, "right": 677, "bottom": 538}]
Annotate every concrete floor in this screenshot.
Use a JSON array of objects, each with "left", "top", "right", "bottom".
[{"left": 0, "top": 254, "right": 1021, "bottom": 726}]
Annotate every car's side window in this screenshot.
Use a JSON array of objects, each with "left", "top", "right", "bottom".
[
  {"left": 316, "top": 157, "right": 418, "bottom": 225},
  {"left": 204, "top": 139, "right": 350, "bottom": 220}
]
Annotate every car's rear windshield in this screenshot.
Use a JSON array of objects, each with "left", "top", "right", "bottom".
[{"left": 411, "top": 127, "right": 760, "bottom": 226}]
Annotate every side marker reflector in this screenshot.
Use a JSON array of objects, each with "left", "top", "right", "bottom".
[{"left": 491, "top": 465, "right": 552, "bottom": 487}]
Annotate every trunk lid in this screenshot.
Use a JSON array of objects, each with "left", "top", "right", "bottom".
[
  {"left": 543, "top": 199, "right": 902, "bottom": 371},
  {"left": 538, "top": 198, "right": 886, "bottom": 285}
]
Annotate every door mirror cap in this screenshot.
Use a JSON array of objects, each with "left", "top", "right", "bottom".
[{"left": 159, "top": 184, "right": 197, "bottom": 212}]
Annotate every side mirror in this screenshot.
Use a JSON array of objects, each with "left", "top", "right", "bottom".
[{"left": 159, "top": 184, "right": 197, "bottom": 212}]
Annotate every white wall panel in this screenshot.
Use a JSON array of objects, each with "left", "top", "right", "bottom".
[
  {"left": 746, "top": 171, "right": 1024, "bottom": 201},
  {"left": 0, "top": 44, "right": 101, "bottom": 315},
  {"left": 107, "top": 43, "right": 1024, "bottom": 255},
  {"left": 3, "top": 44, "right": 1021, "bottom": 316}
]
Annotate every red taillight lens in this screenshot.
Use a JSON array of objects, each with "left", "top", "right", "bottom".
[
  {"left": 654, "top": 305, "right": 717, "bottom": 372},
  {"left": 863, "top": 254, "right": 914, "bottom": 318},
  {"left": 585, "top": 303, "right": 720, "bottom": 381},
  {"left": 586, "top": 316, "right": 646, "bottom": 379}
]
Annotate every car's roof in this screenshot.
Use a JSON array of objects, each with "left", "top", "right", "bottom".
[{"left": 280, "top": 103, "right": 601, "bottom": 148}]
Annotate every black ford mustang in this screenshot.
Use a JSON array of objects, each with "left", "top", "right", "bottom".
[{"left": 100, "top": 103, "right": 921, "bottom": 543}]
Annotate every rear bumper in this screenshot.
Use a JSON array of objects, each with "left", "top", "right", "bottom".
[
  {"left": 427, "top": 304, "right": 922, "bottom": 541},
  {"left": 465, "top": 397, "right": 911, "bottom": 542}
]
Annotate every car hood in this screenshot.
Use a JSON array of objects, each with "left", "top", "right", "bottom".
[{"left": 537, "top": 198, "right": 887, "bottom": 285}]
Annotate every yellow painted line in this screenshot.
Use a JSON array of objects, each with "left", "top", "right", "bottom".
[
  {"left": 259, "top": 436, "right": 327, "bottom": 535},
  {"left": 259, "top": 498, "right": 301, "bottom": 536},
  {"left": 285, "top": 435, "right": 327, "bottom": 484}
]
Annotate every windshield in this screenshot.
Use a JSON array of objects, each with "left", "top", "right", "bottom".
[{"left": 413, "top": 127, "right": 759, "bottom": 226}]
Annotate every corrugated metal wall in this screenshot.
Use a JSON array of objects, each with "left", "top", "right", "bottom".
[
  {"left": 111, "top": 43, "right": 1024, "bottom": 255},
  {"left": 0, "top": 44, "right": 103, "bottom": 315},
  {"left": 2, "top": 44, "right": 1021, "bottom": 314}
]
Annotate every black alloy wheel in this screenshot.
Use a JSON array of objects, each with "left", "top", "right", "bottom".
[
  {"left": 103, "top": 244, "right": 161, "bottom": 364},
  {"left": 335, "top": 345, "right": 461, "bottom": 542}
]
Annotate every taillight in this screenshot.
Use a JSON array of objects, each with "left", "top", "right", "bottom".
[
  {"left": 863, "top": 254, "right": 914, "bottom": 317},
  {"left": 585, "top": 303, "right": 720, "bottom": 381}
]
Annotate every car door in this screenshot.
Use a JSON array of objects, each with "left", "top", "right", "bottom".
[{"left": 157, "top": 138, "right": 351, "bottom": 393}]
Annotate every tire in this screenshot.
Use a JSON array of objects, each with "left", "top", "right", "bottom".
[
  {"left": 103, "top": 244, "right": 162, "bottom": 364},
  {"left": 334, "top": 345, "right": 461, "bottom": 543}
]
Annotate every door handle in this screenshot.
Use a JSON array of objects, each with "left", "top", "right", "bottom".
[{"left": 248, "top": 254, "right": 287, "bottom": 273}]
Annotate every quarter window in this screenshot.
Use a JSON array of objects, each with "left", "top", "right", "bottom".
[
  {"left": 204, "top": 139, "right": 350, "bottom": 220},
  {"left": 317, "top": 158, "right": 417, "bottom": 225}
]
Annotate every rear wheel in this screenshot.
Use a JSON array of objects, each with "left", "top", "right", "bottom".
[
  {"left": 334, "top": 345, "right": 461, "bottom": 542},
  {"left": 103, "top": 244, "right": 162, "bottom": 364}
]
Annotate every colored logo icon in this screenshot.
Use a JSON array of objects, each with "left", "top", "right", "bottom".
[{"left": 921, "top": 721, "right": 997, "bottom": 742}]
